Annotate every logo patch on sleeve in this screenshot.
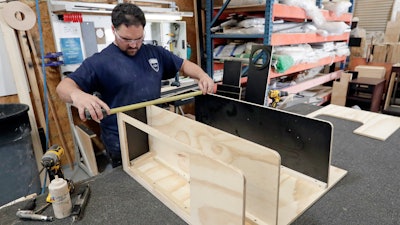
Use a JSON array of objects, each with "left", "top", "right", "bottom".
[{"left": 148, "top": 58, "right": 159, "bottom": 72}]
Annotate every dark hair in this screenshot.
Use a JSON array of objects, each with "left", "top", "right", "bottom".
[{"left": 111, "top": 3, "right": 146, "bottom": 28}]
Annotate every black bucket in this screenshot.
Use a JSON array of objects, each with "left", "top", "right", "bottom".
[{"left": 0, "top": 104, "right": 41, "bottom": 206}]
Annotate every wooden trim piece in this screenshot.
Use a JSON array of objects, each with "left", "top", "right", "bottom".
[{"left": 16, "top": 29, "right": 47, "bottom": 131}]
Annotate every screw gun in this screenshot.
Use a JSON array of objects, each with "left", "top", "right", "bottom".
[{"left": 41, "top": 145, "right": 74, "bottom": 202}]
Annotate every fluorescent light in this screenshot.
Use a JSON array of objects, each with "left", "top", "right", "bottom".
[
  {"left": 49, "top": 0, "right": 193, "bottom": 21},
  {"left": 145, "top": 13, "right": 182, "bottom": 21}
]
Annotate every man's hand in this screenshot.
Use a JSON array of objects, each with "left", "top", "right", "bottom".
[
  {"left": 180, "top": 60, "right": 215, "bottom": 94},
  {"left": 70, "top": 91, "right": 110, "bottom": 122},
  {"left": 198, "top": 74, "right": 215, "bottom": 95}
]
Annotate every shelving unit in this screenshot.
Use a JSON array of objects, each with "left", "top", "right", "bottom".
[{"left": 205, "top": 0, "right": 354, "bottom": 105}]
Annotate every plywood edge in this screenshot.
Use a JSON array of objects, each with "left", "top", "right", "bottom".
[{"left": 278, "top": 165, "right": 347, "bottom": 225}]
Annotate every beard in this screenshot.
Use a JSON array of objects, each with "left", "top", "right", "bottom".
[{"left": 125, "top": 46, "right": 139, "bottom": 56}]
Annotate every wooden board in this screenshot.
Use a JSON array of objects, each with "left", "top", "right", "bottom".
[
  {"left": 74, "top": 125, "right": 98, "bottom": 176},
  {"left": 386, "top": 43, "right": 400, "bottom": 64},
  {"left": 355, "top": 65, "right": 386, "bottom": 79},
  {"left": 331, "top": 73, "right": 353, "bottom": 106},
  {"left": 190, "top": 154, "right": 245, "bottom": 225},
  {"left": 195, "top": 94, "right": 333, "bottom": 183},
  {"left": 384, "top": 73, "right": 397, "bottom": 110},
  {"left": 371, "top": 44, "right": 387, "bottom": 63},
  {"left": 384, "top": 21, "right": 400, "bottom": 43},
  {"left": 278, "top": 165, "right": 347, "bottom": 225},
  {"left": 307, "top": 104, "right": 400, "bottom": 141}
]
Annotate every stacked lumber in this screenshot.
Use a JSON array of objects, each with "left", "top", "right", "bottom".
[{"left": 369, "top": 13, "right": 400, "bottom": 63}]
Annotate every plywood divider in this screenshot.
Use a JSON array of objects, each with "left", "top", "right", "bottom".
[
  {"left": 118, "top": 106, "right": 347, "bottom": 225},
  {"left": 74, "top": 125, "right": 98, "bottom": 176},
  {"left": 331, "top": 72, "right": 353, "bottom": 106},
  {"left": 190, "top": 154, "right": 245, "bottom": 225}
]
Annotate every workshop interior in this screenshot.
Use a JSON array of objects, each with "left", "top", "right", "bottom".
[{"left": 1, "top": 0, "right": 400, "bottom": 224}]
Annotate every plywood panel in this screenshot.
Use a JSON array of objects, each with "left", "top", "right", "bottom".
[
  {"left": 190, "top": 154, "right": 245, "bottom": 225},
  {"left": 355, "top": 65, "right": 386, "bottom": 79},
  {"left": 331, "top": 73, "right": 353, "bottom": 106},
  {"left": 384, "top": 20, "right": 400, "bottom": 43},
  {"left": 371, "top": 44, "right": 387, "bottom": 63},
  {"left": 278, "top": 166, "right": 347, "bottom": 225},
  {"left": 386, "top": 43, "right": 400, "bottom": 64},
  {"left": 307, "top": 104, "right": 400, "bottom": 141}
]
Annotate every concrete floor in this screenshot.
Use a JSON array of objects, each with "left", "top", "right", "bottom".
[{"left": 63, "top": 151, "right": 113, "bottom": 183}]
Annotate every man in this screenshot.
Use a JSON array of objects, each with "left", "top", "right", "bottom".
[{"left": 56, "top": 3, "right": 214, "bottom": 167}]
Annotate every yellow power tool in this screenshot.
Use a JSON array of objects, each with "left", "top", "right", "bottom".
[
  {"left": 268, "top": 90, "right": 288, "bottom": 108},
  {"left": 41, "top": 145, "right": 74, "bottom": 202}
]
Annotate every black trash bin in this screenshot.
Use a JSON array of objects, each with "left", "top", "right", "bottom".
[{"left": 0, "top": 104, "right": 41, "bottom": 206}]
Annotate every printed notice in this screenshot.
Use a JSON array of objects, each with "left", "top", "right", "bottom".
[{"left": 60, "top": 38, "right": 83, "bottom": 65}]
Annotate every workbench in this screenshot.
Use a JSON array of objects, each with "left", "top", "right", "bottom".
[{"left": 1, "top": 104, "right": 400, "bottom": 225}]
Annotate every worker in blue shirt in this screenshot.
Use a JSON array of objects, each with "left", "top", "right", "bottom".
[{"left": 56, "top": 3, "right": 214, "bottom": 168}]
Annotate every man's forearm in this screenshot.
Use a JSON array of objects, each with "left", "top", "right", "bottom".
[
  {"left": 181, "top": 60, "right": 209, "bottom": 80},
  {"left": 56, "top": 78, "right": 81, "bottom": 104}
]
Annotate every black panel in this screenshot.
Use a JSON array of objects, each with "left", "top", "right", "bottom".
[
  {"left": 216, "top": 84, "right": 242, "bottom": 99},
  {"left": 125, "top": 108, "right": 149, "bottom": 161},
  {"left": 222, "top": 60, "right": 242, "bottom": 86},
  {"left": 348, "top": 37, "right": 362, "bottom": 47},
  {"left": 244, "top": 45, "right": 272, "bottom": 105},
  {"left": 195, "top": 94, "right": 333, "bottom": 183}
]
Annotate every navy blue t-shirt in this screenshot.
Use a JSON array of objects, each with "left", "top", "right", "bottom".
[{"left": 68, "top": 43, "right": 183, "bottom": 154}]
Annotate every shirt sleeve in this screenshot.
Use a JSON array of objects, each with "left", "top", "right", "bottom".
[
  {"left": 156, "top": 46, "right": 184, "bottom": 80},
  {"left": 67, "top": 57, "right": 98, "bottom": 94}
]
